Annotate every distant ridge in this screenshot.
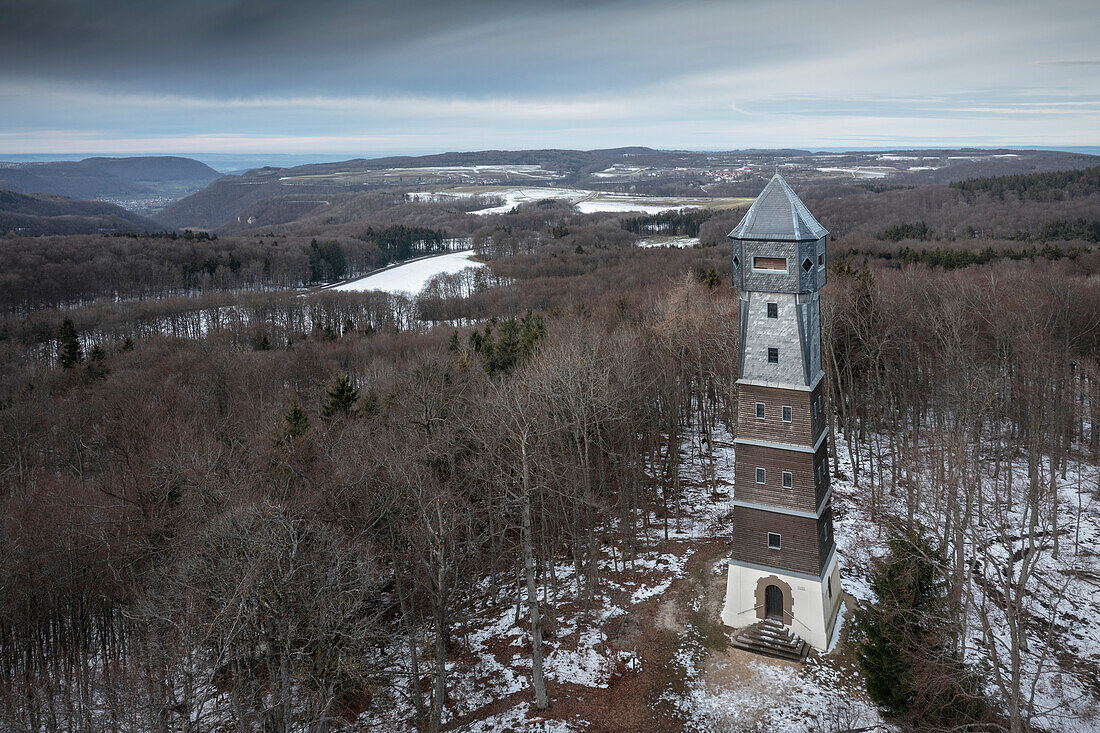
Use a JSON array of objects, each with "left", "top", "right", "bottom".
[
  {"left": 0, "top": 156, "right": 221, "bottom": 201},
  {"left": 152, "top": 146, "right": 1100, "bottom": 231}
]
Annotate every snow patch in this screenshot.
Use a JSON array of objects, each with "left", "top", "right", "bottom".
[{"left": 330, "top": 251, "right": 484, "bottom": 295}]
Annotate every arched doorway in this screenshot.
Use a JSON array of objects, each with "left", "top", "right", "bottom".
[
  {"left": 754, "top": 575, "right": 793, "bottom": 622},
  {"left": 765, "top": 584, "right": 784, "bottom": 620}
]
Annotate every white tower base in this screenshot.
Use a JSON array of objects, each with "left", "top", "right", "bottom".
[{"left": 720, "top": 550, "right": 843, "bottom": 652}]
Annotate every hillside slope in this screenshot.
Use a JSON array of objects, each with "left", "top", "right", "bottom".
[{"left": 0, "top": 189, "right": 163, "bottom": 235}]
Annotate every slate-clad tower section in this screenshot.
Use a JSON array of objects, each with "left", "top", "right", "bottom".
[{"left": 720, "top": 174, "right": 842, "bottom": 651}]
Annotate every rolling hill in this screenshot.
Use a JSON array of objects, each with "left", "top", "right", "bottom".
[
  {"left": 152, "top": 147, "right": 1100, "bottom": 231},
  {"left": 0, "top": 156, "right": 221, "bottom": 202},
  {"left": 0, "top": 189, "right": 163, "bottom": 235}
]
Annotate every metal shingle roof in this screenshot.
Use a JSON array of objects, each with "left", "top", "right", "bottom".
[{"left": 728, "top": 174, "right": 828, "bottom": 241}]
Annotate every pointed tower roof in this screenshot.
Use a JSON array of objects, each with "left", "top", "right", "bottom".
[{"left": 728, "top": 174, "right": 828, "bottom": 241}]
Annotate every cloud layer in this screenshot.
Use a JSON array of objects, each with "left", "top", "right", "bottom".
[{"left": 1, "top": 0, "right": 1098, "bottom": 154}]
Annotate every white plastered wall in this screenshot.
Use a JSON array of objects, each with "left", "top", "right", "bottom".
[{"left": 720, "top": 552, "right": 843, "bottom": 651}]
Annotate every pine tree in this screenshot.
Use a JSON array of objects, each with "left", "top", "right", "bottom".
[
  {"left": 56, "top": 318, "right": 84, "bottom": 368},
  {"left": 120, "top": 337, "right": 135, "bottom": 353},
  {"left": 321, "top": 374, "right": 359, "bottom": 420},
  {"left": 491, "top": 319, "right": 521, "bottom": 374},
  {"left": 360, "top": 388, "right": 380, "bottom": 418},
  {"left": 702, "top": 266, "right": 721, "bottom": 289},
  {"left": 853, "top": 527, "right": 987, "bottom": 726},
  {"left": 283, "top": 400, "right": 310, "bottom": 439},
  {"left": 519, "top": 312, "right": 545, "bottom": 354},
  {"left": 86, "top": 344, "right": 109, "bottom": 380}
]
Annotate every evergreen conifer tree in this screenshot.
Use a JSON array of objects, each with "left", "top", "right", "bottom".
[
  {"left": 86, "top": 344, "right": 109, "bottom": 380},
  {"left": 359, "top": 388, "right": 380, "bottom": 418},
  {"left": 56, "top": 318, "right": 84, "bottom": 368},
  {"left": 853, "top": 527, "right": 987, "bottom": 726},
  {"left": 702, "top": 266, "right": 721, "bottom": 289},
  {"left": 519, "top": 313, "right": 545, "bottom": 354},
  {"left": 491, "top": 319, "right": 521, "bottom": 374},
  {"left": 283, "top": 400, "right": 310, "bottom": 439},
  {"left": 321, "top": 374, "right": 359, "bottom": 420}
]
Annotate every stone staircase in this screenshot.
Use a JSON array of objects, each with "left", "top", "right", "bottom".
[{"left": 731, "top": 618, "right": 808, "bottom": 661}]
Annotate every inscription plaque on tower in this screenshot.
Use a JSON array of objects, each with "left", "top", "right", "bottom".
[{"left": 720, "top": 174, "right": 843, "bottom": 652}]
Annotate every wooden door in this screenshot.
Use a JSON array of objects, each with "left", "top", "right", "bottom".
[{"left": 765, "top": 584, "right": 783, "bottom": 620}]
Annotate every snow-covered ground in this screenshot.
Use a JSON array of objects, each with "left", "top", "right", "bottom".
[
  {"left": 636, "top": 236, "right": 699, "bottom": 249},
  {"left": 469, "top": 187, "right": 696, "bottom": 216},
  {"left": 816, "top": 166, "right": 893, "bottom": 178},
  {"left": 33, "top": 411, "right": 1093, "bottom": 731},
  {"left": 407, "top": 186, "right": 738, "bottom": 216},
  {"left": 329, "top": 251, "right": 485, "bottom": 295},
  {"left": 828, "top": 430, "right": 1100, "bottom": 732},
  {"left": 574, "top": 198, "right": 687, "bottom": 215}
]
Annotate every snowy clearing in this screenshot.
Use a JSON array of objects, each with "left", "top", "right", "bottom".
[
  {"left": 329, "top": 251, "right": 484, "bottom": 295},
  {"left": 636, "top": 236, "right": 699, "bottom": 249},
  {"left": 407, "top": 186, "right": 748, "bottom": 216},
  {"left": 816, "top": 167, "right": 893, "bottom": 178}
]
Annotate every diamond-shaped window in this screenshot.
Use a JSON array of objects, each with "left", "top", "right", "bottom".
[
  {"left": 801, "top": 258, "right": 813, "bottom": 272},
  {"left": 733, "top": 255, "right": 740, "bottom": 267}
]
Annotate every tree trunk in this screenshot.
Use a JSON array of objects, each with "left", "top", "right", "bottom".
[{"left": 519, "top": 430, "right": 550, "bottom": 710}]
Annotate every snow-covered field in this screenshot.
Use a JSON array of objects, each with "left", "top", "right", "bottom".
[
  {"left": 329, "top": 251, "right": 485, "bottom": 295},
  {"left": 470, "top": 187, "right": 696, "bottom": 215},
  {"left": 280, "top": 164, "right": 560, "bottom": 184},
  {"left": 636, "top": 236, "right": 699, "bottom": 249},
  {"left": 407, "top": 186, "right": 747, "bottom": 216},
  {"left": 816, "top": 166, "right": 893, "bottom": 178}
]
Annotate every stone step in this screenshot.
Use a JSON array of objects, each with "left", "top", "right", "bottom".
[
  {"left": 738, "top": 633, "right": 803, "bottom": 653},
  {"left": 740, "top": 623, "right": 797, "bottom": 644},
  {"left": 732, "top": 621, "right": 808, "bottom": 661}
]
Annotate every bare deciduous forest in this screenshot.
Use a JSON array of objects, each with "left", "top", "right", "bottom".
[{"left": 1, "top": 166, "right": 1098, "bottom": 732}]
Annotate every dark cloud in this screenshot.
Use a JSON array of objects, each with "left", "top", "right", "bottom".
[
  {"left": 0, "top": 0, "right": 689, "bottom": 95},
  {"left": 0, "top": 0, "right": 1097, "bottom": 153}
]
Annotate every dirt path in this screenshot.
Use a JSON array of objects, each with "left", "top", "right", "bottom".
[{"left": 531, "top": 539, "right": 730, "bottom": 732}]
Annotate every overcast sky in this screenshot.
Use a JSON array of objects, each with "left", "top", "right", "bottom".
[{"left": 1, "top": 0, "right": 1098, "bottom": 155}]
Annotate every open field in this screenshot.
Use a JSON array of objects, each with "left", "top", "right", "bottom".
[
  {"left": 328, "top": 250, "right": 485, "bottom": 295},
  {"left": 408, "top": 185, "right": 753, "bottom": 215}
]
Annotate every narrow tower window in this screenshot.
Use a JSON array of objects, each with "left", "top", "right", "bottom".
[
  {"left": 755, "top": 402, "right": 765, "bottom": 420},
  {"left": 767, "top": 348, "right": 779, "bottom": 364},
  {"left": 767, "top": 302, "right": 778, "bottom": 318},
  {"left": 782, "top": 406, "right": 793, "bottom": 423},
  {"left": 768, "top": 533, "right": 782, "bottom": 549},
  {"left": 782, "top": 471, "right": 793, "bottom": 488},
  {"left": 755, "top": 467, "right": 766, "bottom": 484}
]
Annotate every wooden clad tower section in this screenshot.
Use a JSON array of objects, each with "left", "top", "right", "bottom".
[{"left": 720, "top": 174, "right": 843, "bottom": 651}]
